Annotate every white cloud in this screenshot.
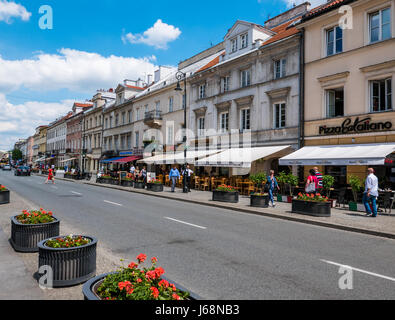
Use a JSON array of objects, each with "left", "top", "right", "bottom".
[
  {"left": 283, "top": 0, "right": 326, "bottom": 8},
  {"left": 0, "top": 48, "right": 157, "bottom": 93},
  {"left": 122, "top": 19, "right": 181, "bottom": 50},
  {"left": 0, "top": 0, "right": 31, "bottom": 23},
  {"left": 0, "top": 93, "right": 74, "bottom": 150}
]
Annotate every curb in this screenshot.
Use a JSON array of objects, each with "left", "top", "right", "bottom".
[{"left": 34, "top": 174, "right": 395, "bottom": 240}]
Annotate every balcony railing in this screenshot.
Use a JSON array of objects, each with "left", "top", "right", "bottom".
[{"left": 144, "top": 110, "right": 162, "bottom": 121}]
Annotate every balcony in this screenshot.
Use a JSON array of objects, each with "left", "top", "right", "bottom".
[{"left": 144, "top": 110, "right": 163, "bottom": 128}]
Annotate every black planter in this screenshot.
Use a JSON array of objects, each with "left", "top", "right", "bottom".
[
  {"left": 146, "top": 183, "right": 163, "bottom": 192},
  {"left": 110, "top": 179, "right": 119, "bottom": 185},
  {"left": 96, "top": 178, "right": 103, "bottom": 184},
  {"left": 0, "top": 190, "right": 10, "bottom": 205},
  {"left": 82, "top": 272, "right": 200, "bottom": 300},
  {"left": 134, "top": 181, "right": 145, "bottom": 189},
  {"left": 121, "top": 180, "right": 134, "bottom": 187},
  {"left": 291, "top": 200, "right": 331, "bottom": 217},
  {"left": 212, "top": 190, "right": 239, "bottom": 203},
  {"left": 101, "top": 178, "right": 111, "bottom": 184},
  {"left": 10, "top": 216, "right": 60, "bottom": 253},
  {"left": 38, "top": 236, "right": 97, "bottom": 287},
  {"left": 250, "top": 194, "right": 269, "bottom": 208}
]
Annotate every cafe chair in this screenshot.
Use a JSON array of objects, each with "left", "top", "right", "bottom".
[
  {"left": 194, "top": 176, "right": 200, "bottom": 190},
  {"left": 165, "top": 175, "right": 170, "bottom": 186},
  {"left": 377, "top": 192, "right": 393, "bottom": 214},
  {"left": 200, "top": 177, "right": 210, "bottom": 191}
]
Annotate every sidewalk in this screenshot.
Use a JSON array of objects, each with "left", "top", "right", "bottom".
[{"left": 45, "top": 174, "right": 395, "bottom": 239}]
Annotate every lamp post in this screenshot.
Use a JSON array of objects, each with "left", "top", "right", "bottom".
[{"left": 175, "top": 71, "right": 188, "bottom": 193}]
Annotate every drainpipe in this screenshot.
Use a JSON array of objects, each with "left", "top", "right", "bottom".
[{"left": 298, "top": 28, "right": 305, "bottom": 149}]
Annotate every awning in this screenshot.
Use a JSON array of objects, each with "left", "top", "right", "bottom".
[
  {"left": 100, "top": 157, "right": 123, "bottom": 163},
  {"left": 35, "top": 157, "right": 46, "bottom": 163},
  {"left": 59, "top": 158, "right": 78, "bottom": 163},
  {"left": 112, "top": 156, "right": 143, "bottom": 164},
  {"left": 279, "top": 143, "right": 395, "bottom": 166},
  {"left": 195, "top": 146, "right": 292, "bottom": 168},
  {"left": 138, "top": 149, "right": 222, "bottom": 165}
]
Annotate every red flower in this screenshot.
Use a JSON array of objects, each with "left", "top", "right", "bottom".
[
  {"left": 151, "top": 257, "right": 158, "bottom": 263},
  {"left": 150, "top": 287, "right": 159, "bottom": 299},
  {"left": 154, "top": 267, "right": 165, "bottom": 278},
  {"left": 172, "top": 293, "right": 180, "bottom": 300},
  {"left": 136, "top": 278, "right": 142, "bottom": 283},
  {"left": 128, "top": 262, "right": 138, "bottom": 269},
  {"left": 118, "top": 281, "right": 132, "bottom": 292},
  {"left": 136, "top": 253, "right": 147, "bottom": 264},
  {"left": 159, "top": 279, "right": 169, "bottom": 288},
  {"left": 170, "top": 283, "right": 177, "bottom": 291}
]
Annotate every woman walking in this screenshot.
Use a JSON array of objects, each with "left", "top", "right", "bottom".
[
  {"left": 45, "top": 167, "right": 55, "bottom": 184},
  {"left": 266, "top": 170, "right": 280, "bottom": 207},
  {"left": 305, "top": 169, "right": 318, "bottom": 194}
]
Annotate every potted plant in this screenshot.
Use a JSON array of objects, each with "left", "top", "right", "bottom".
[
  {"left": 0, "top": 184, "right": 10, "bottom": 205},
  {"left": 121, "top": 177, "right": 134, "bottom": 187},
  {"left": 322, "top": 175, "right": 336, "bottom": 207},
  {"left": 292, "top": 193, "right": 331, "bottom": 217},
  {"left": 249, "top": 173, "right": 267, "bottom": 191},
  {"left": 110, "top": 176, "right": 120, "bottom": 185},
  {"left": 348, "top": 175, "right": 363, "bottom": 211},
  {"left": 250, "top": 192, "right": 269, "bottom": 208},
  {"left": 212, "top": 185, "right": 239, "bottom": 203},
  {"left": 285, "top": 173, "right": 298, "bottom": 203},
  {"left": 276, "top": 171, "right": 288, "bottom": 202},
  {"left": 146, "top": 178, "right": 164, "bottom": 192},
  {"left": 82, "top": 254, "right": 198, "bottom": 300},
  {"left": 38, "top": 235, "right": 97, "bottom": 287},
  {"left": 100, "top": 174, "right": 112, "bottom": 184},
  {"left": 134, "top": 177, "right": 145, "bottom": 189},
  {"left": 10, "top": 209, "right": 60, "bottom": 253}
]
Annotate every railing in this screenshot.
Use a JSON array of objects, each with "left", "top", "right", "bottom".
[{"left": 144, "top": 110, "right": 162, "bottom": 121}]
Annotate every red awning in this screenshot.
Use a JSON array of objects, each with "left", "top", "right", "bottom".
[{"left": 113, "top": 156, "right": 142, "bottom": 164}]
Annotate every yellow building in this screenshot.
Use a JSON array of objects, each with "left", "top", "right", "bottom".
[{"left": 280, "top": 0, "right": 395, "bottom": 188}]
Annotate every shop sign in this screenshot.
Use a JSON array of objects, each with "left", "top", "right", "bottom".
[{"left": 319, "top": 117, "right": 392, "bottom": 136}]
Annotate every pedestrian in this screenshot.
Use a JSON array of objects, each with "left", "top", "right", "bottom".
[
  {"left": 363, "top": 168, "right": 379, "bottom": 217},
  {"left": 183, "top": 164, "right": 194, "bottom": 192},
  {"left": 130, "top": 164, "right": 135, "bottom": 176},
  {"left": 266, "top": 170, "right": 280, "bottom": 207},
  {"left": 314, "top": 167, "right": 323, "bottom": 192},
  {"left": 140, "top": 166, "right": 147, "bottom": 184},
  {"left": 305, "top": 169, "right": 318, "bottom": 194},
  {"left": 169, "top": 165, "right": 180, "bottom": 192},
  {"left": 45, "top": 167, "right": 55, "bottom": 184}
]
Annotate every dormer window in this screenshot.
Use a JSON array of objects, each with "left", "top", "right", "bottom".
[
  {"left": 240, "top": 33, "right": 248, "bottom": 49},
  {"left": 231, "top": 38, "right": 238, "bottom": 53}
]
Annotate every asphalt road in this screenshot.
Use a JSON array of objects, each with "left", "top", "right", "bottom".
[{"left": 1, "top": 170, "right": 395, "bottom": 299}]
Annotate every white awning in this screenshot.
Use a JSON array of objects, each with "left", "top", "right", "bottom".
[
  {"left": 35, "top": 157, "right": 46, "bottom": 163},
  {"left": 279, "top": 143, "right": 395, "bottom": 166},
  {"left": 195, "top": 146, "right": 292, "bottom": 168},
  {"left": 59, "top": 158, "right": 78, "bottom": 163},
  {"left": 138, "top": 149, "right": 222, "bottom": 165}
]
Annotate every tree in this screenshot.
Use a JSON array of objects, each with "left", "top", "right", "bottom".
[
  {"left": 12, "top": 149, "right": 22, "bottom": 161},
  {"left": 322, "top": 175, "right": 335, "bottom": 198},
  {"left": 348, "top": 175, "right": 363, "bottom": 203},
  {"left": 285, "top": 173, "right": 299, "bottom": 196}
]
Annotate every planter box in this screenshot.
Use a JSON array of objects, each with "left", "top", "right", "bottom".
[
  {"left": 82, "top": 272, "right": 200, "bottom": 300},
  {"left": 10, "top": 216, "right": 60, "bottom": 253},
  {"left": 349, "top": 202, "right": 357, "bottom": 211},
  {"left": 146, "top": 183, "right": 164, "bottom": 192},
  {"left": 250, "top": 195, "right": 269, "bottom": 208},
  {"left": 291, "top": 199, "right": 331, "bottom": 217},
  {"left": 38, "top": 236, "right": 97, "bottom": 287},
  {"left": 0, "top": 190, "right": 10, "bottom": 205},
  {"left": 134, "top": 181, "right": 145, "bottom": 189},
  {"left": 101, "top": 178, "right": 111, "bottom": 184},
  {"left": 212, "top": 190, "right": 239, "bottom": 203},
  {"left": 121, "top": 180, "right": 134, "bottom": 187},
  {"left": 110, "top": 179, "right": 119, "bottom": 185}
]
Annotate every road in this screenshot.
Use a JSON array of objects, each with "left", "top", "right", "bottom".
[{"left": 1, "top": 170, "right": 395, "bottom": 299}]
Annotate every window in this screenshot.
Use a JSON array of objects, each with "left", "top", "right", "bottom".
[
  {"left": 240, "top": 108, "right": 250, "bottom": 131},
  {"left": 109, "top": 116, "right": 113, "bottom": 128},
  {"left": 105, "top": 118, "right": 108, "bottom": 129},
  {"left": 198, "top": 117, "right": 205, "bottom": 136},
  {"left": 199, "top": 84, "right": 206, "bottom": 99},
  {"left": 326, "top": 26, "right": 343, "bottom": 56},
  {"left": 231, "top": 38, "right": 238, "bottom": 53},
  {"left": 370, "top": 78, "right": 392, "bottom": 112},
  {"left": 240, "top": 33, "right": 248, "bottom": 49},
  {"left": 240, "top": 69, "right": 251, "bottom": 88},
  {"left": 155, "top": 101, "right": 160, "bottom": 112},
  {"left": 219, "top": 112, "right": 229, "bottom": 133},
  {"left": 369, "top": 8, "right": 391, "bottom": 43},
  {"left": 95, "top": 117, "right": 98, "bottom": 127},
  {"left": 136, "top": 108, "right": 140, "bottom": 121},
  {"left": 274, "top": 103, "right": 286, "bottom": 128},
  {"left": 221, "top": 76, "right": 230, "bottom": 93},
  {"left": 326, "top": 87, "right": 344, "bottom": 118},
  {"left": 169, "top": 97, "right": 174, "bottom": 113},
  {"left": 127, "top": 134, "right": 131, "bottom": 149},
  {"left": 128, "top": 110, "right": 132, "bottom": 123},
  {"left": 167, "top": 126, "right": 174, "bottom": 145},
  {"left": 122, "top": 112, "right": 125, "bottom": 125},
  {"left": 274, "top": 59, "right": 286, "bottom": 79}
]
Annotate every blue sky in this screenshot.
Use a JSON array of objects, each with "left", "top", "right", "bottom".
[{"left": 0, "top": 0, "right": 325, "bottom": 150}]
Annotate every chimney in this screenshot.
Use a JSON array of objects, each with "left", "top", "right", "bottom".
[{"left": 147, "top": 74, "right": 153, "bottom": 84}]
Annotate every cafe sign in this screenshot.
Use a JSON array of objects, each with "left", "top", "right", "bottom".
[{"left": 319, "top": 117, "right": 392, "bottom": 136}]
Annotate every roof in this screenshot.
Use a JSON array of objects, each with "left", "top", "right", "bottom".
[
  {"left": 125, "top": 84, "right": 145, "bottom": 90},
  {"left": 260, "top": 18, "right": 300, "bottom": 47},
  {"left": 196, "top": 52, "right": 224, "bottom": 73},
  {"left": 301, "top": 0, "right": 357, "bottom": 22}
]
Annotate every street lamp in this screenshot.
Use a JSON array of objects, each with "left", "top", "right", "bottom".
[{"left": 175, "top": 71, "right": 188, "bottom": 193}]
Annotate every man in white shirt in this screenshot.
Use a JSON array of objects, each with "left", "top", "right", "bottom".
[
  {"left": 130, "top": 165, "right": 135, "bottom": 175},
  {"left": 183, "top": 164, "right": 194, "bottom": 192},
  {"left": 363, "top": 168, "right": 379, "bottom": 217}
]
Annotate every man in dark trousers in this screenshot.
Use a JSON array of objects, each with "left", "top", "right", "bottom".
[{"left": 183, "top": 164, "right": 194, "bottom": 192}]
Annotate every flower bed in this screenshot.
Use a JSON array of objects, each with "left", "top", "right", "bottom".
[
  {"left": 99, "top": 175, "right": 112, "bottom": 184},
  {"left": 250, "top": 193, "right": 269, "bottom": 208},
  {"left": 212, "top": 185, "right": 239, "bottom": 203},
  {"left": 10, "top": 209, "right": 60, "bottom": 252},
  {"left": 38, "top": 235, "right": 97, "bottom": 287},
  {"left": 82, "top": 254, "right": 198, "bottom": 300},
  {"left": 146, "top": 179, "right": 163, "bottom": 192},
  {"left": 291, "top": 193, "right": 331, "bottom": 217},
  {"left": 0, "top": 185, "right": 10, "bottom": 205}
]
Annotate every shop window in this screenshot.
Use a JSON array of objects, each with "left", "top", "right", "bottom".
[
  {"left": 326, "top": 87, "right": 344, "bottom": 118},
  {"left": 325, "top": 166, "right": 347, "bottom": 188},
  {"left": 370, "top": 78, "right": 392, "bottom": 112},
  {"left": 326, "top": 26, "right": 343, "bottom": 56}
]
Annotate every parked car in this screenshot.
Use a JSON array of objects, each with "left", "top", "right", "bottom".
[
  {"left": 2, "top": 164, "right": 11, "bottom": 171},
  {"left": 14, "top": 166, "right": 31, "bottom": 176}
]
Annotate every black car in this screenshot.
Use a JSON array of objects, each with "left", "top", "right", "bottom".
[{"left": 14, "top": 166, "right": 31, "bottom": 176}]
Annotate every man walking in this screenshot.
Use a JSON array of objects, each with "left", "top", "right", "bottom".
[
  {"left": 363, "top": 168, "right": 379, "bottom": 217},
  {"left": 314, "top": 167, "right": 323, "bottom": 193},
  {"left": 183, "top": 164, "right": 194, "bottom": 192},
  {"left": 169, "top": 165, "right": 180, "bottom": 192}
]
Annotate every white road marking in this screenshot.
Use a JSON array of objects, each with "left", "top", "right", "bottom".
[
  {"left": 321, "top": 259, "right": 395, "bottom": 282},
  {"left": 71, "top": 191, "right": 82, "bottom": 195},
  {"left": 104, "top": 200, "right": 123, "bottom": 206},
  {"left": 164, "top": 217, "right": 207, "bottom": 230}
]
